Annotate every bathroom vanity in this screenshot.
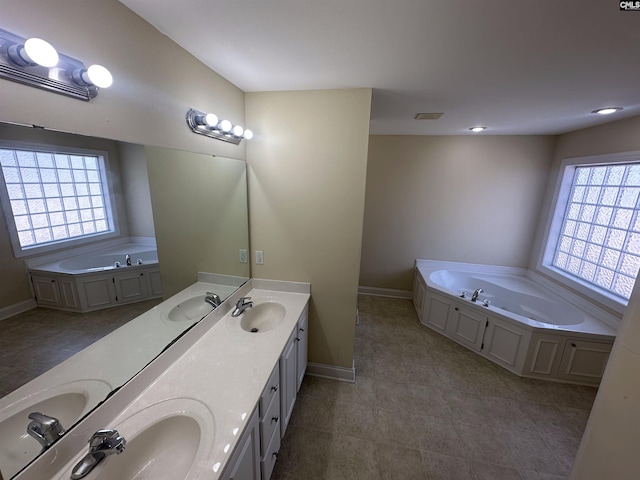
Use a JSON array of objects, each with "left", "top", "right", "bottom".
[{"left": 12, "top": 278, "right": 310, "bottom": 480}]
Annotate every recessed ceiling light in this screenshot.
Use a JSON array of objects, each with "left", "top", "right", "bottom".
[
  {"left": 592, "top": 107, "right": 623, "bottom": 115},
  {"left": 469, "top": 126, "right": 486, "bottom": 132}
]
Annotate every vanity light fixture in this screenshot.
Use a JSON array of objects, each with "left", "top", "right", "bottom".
[
  {"left": 0, "top": 28, "right": 112, "bottom": 101},
  {"left": 469, "top": 126, "right": 487, "bottom": 132},
  {"left": 592, "top": 107, "right": 623, "bottom": 115},
  {"left": 186, "top": 108, "right": 253, "bottom": 145}
]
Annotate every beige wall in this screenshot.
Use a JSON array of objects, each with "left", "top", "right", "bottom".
[
  {"left": 360, "top": 135, "right": 555, "bottom": 291},
  {"left": 118, "top": 143, "right": 156, "bottom": 239},
  {"left": 536, "top": 116, "right": 640, "bottom": 479},
  {"left": 245, "top": 89, "right": 372, "bottom": 369},
  {"left": 145, "top": 147, "right": 250, "bottom": 298},
  {"left": 1, "top": 0, "right": 246, "bottom": 160}
]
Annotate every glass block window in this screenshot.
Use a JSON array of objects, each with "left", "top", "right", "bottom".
[
  {"left": 553, "top": 163, "right": 640, "bottom": 299},
  {"left": 0, "top": 147, "right": 113, "bottom": 250}
]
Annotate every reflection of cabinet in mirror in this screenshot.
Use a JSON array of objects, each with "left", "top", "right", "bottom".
[{"left": 30, "top": 266, "right": 162, "bottom": 312}]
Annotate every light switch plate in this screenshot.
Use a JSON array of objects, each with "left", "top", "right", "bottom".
[
  {"left": 255, "top": 250, "right": 264, "bottom": 265},
  {"left": 239, "top": 249, "right": 248, "bottom": 263}
]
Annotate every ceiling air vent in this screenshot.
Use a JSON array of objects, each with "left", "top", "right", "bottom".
[{"left": 414, "top": 113, "right": 444, "bottom": 120}]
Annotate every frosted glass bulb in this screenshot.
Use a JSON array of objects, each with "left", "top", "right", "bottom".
[
  {"left": 469, "top": 127, "right": 486, "bottom": 132},
  {"left": 220, "top": 120, "right": 232, "bottom": 132},
  {"left": 204, "top": 113, "right": 218, "bottom": 127},
  {"left": 24, "top": 38, "right": 58, "bottom": 67},
  {"left": 243, "top": 129, "right": 254, "bottom": 140},
  {"left": 86, "top": 64, "right": 113, "bottom": 88},
  {"left": 232, "top": 125, "right": 244, "bottom": 137}
]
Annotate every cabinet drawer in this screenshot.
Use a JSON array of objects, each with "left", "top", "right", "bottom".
[
  {"left": 261, "top": 424, "right": 281, "bottom": 480},
  {"left": 260, "top": 390, "right": 281, "bottom": 456},
  {"left": 260, "top": 363, "right": 280, "bottom": 416}
]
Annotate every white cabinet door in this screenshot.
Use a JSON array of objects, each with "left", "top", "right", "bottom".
[
  {"left": 557, "top": 339, "right": 612, "bottom": 384},
  {"left": 448, "top": 304, "right": 487, "bottom": 351},
  {"left": 82, "top": 275, "right": 116, "bottom": 309},
  {"left": 482, "top": 315, "right": 531, "bottom": 374},
  {"left": 31, "top": 275, "right": 62, "bottom": 306},
  {"left": 524, "top": 333, "right": 565, "bottom": 379},
  {"left": 57, "top": 278, "right": 80, "bottom": 309},
  {"left": 413, "top": 270, "right": 427, "bottom": 321},
  {"left": 296, "top": 307, "right": 309, "bottom": 392},
  {"left": 113, "top": 270, "right": 149, "bottom": 303},
  {"left": 279, "top": 329, "right": 297, "bottom": 439},
  {"left": 423, "top": 292, "right": 452, "bottom": 333},
  {"left": 147, "top": 268, "right": 163, "bottom": 297},
  {"left": 221, "top": 407, "right": 260, "bottom": 480}
]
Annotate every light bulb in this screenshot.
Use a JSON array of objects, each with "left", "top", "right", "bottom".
[
  {"left": 469, "top": 126, "right": 486, "bottom": 132},
  {"left": 232, "top": 125, "right": 244, "bottom": 137},
  {"left": 220, "top": 120, "right": 232, "bottom": 133},
  {"left": 205, "top": 113, "right": 218, "bottom": 127},
  {"left": 243, "top": 129, "right": 254, "bottom": 140},
  {"left": 23, "top": 38, "right": 59, "bottom": 67},
  {"left": 86, "top": 64, "right": 113, "bottom": 88}
]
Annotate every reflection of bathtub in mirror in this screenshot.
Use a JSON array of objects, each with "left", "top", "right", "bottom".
[
  {"left": 0, "top": 272, "right": 246, "bottom": 479},
  {"left": 27, "top": 240, "right": 162, "bottom": 313}
]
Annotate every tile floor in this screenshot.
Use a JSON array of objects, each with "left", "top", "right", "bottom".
[
  {"left": 0, "top": 299, "right": 161, "bottom": 397},
  {"left": 272, "top": 295, "right": 597, "bottom": 480}
]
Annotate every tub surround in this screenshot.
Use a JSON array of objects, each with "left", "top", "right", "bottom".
[
  {"left": 26, "top": 240, "right": 161, "bottom": 313},
  {"left": 414, "top": 260, "right": 616, "bottom": 386},
  {"left": 13, "top": 278, "right": 310, "bottom": 480}
]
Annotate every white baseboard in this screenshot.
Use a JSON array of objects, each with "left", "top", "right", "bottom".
[
  {"left": 358, "top": 286, "right": 412, "bottom": 299},
  {"left": 0, "top": 298, "right": 37, "bottom": 321},
  {"left": 306, "top": 361, "right": 355, "bottom": 383}
]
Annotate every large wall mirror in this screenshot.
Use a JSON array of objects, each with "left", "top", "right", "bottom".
[{"left": 0, "top": 122, "right": 250, "bottom": 479}]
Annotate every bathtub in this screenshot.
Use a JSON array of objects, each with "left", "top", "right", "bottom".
[
  {"left": 28, "top": 242, "right": 162, "bottom": 313},
  {"left": 414, "top": 260, "right": 617, "bottom": 385}
]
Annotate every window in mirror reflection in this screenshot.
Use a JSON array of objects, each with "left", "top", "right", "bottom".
[{"left": 0, "top": 144, "right": 118, "bottom": 257}]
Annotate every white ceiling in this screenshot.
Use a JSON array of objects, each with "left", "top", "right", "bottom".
[{"left": 120, "top": 0, "right": 640, "bottom": 135}]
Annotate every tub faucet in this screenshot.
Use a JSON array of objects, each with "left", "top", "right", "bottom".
[
  {"left": 125, "top": 254, "right": 132, "bottom": 266},
  {"left": 27, "top": 412, "right": 66, "bottom": 451},
  {"left": 70, "top": 429, "right": 126, "bottom": 480},
  {"left": 205, "top": 292, "right": 222, "bottom": 308},
  {"left": 232, "top": 297, "right": 254, "bottom": 317},
  {"left": 471, "top": 288, "right": 483, "bottom": 302}
]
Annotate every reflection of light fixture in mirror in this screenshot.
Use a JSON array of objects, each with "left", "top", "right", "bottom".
[
  {"left": 469, "top": 126, "right": 487, "bottom": 132},
  {"left": 0, "top": 28, "right": 112, "bottom": 101},
  {"left": 186, "top": 108, "right": 254, "bottom": 145},
  {"left": 592, "top": 107, "right": 623, "bottom": 115}
]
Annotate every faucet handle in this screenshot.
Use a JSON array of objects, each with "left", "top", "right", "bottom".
[
  {"left": 89, "top": 429, "right": 126, "bottom": 454},
  {"left": 237, "top": 296, "right": 252, "bottom": 306}
]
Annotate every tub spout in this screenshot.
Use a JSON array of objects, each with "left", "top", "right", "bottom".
[{"left": 471, "top": 288, "right": 483, "bottom": 302}]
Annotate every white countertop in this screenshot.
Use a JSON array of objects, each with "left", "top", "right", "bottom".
[{"left": 25, "top": 279, "right": 310, "bottom": 480}]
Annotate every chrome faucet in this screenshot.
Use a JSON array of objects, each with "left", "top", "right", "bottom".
[
  {"left": 471, "top": 288, "right": 484, "bottom": 302},
  {"left": 27, "top": 412, "right": 65, "bottom": 451},
  {"left": 71, "top": 429, "right": 126, "bottom": 480},
  {"left": 205, "top": 291, "right": 222, "bottom": 308},
  {"left": 125, "top": 254, "right": 132, "bottom": 266},
  {"left": 232, "top": 297, "right": 254, "bottom": 317}
]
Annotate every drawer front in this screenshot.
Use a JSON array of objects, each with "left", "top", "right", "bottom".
[
  {"left": 261, "top": 424, "right": 281, "bottom": 480},
  {"left": 260, "top": 363, "right": 280, "bottom": 416},
  {"left": 260, "top": 390, "right": 281, "bottom": 456}
]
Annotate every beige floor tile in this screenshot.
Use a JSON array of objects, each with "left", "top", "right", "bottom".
[
  {"left": 421, "top": 450, "right": 475, "bottom": 480},
  {"left": 377, "top": 444, "right": 427, "bottom": 480},
  {"left": 327, "top": 434, "right": 381, "bottom": 480}
]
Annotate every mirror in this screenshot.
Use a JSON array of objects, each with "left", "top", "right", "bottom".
[{"left": 0, "top": 122, "right": 250, "bottom": 478}]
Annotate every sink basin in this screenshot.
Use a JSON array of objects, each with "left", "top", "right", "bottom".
[
  {"left": 239, "top": 302, "right": 286, "bottom": 333},
  {"left": 54, "top": 398, "right": 214, "bottom": 480},
  {"left": 91, "top": 416, "right": 201, "bottom": 479},
  {"left": 0, "top": 380, "right": 111, "bottom": 479},
  {"left": 167, "top": 295, "right": 214, "bottom": 322}
]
